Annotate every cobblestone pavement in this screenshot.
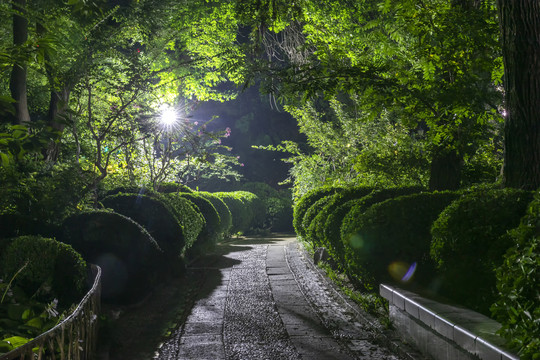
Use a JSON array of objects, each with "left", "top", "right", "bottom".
[{"left": 156, "top": 235, "right": 415, "bottom": 360}]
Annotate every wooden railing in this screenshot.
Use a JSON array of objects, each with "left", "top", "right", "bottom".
[{"left": 1, "top": 265, "right": 102, "bottom": 360}]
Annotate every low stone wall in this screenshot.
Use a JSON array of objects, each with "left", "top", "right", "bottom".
[{"left": 380, "top": 284, "right": 519, "bottom": 360}]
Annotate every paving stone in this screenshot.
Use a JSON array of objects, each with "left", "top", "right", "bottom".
[{"left": 156, "top": 236, "right": 409, "bottom": 360}]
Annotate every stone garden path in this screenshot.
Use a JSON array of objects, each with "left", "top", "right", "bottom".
[{"left": 155, "top": 235, "right": 421, "bottom": 360}]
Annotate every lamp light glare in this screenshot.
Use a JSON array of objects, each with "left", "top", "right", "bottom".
[{"left": 160, "top": 107, "right": 177, "bottom": 127}]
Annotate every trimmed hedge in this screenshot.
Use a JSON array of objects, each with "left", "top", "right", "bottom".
[
  {"left": 234, "top": 191, "right": 266, "bottom": 230},
  {"left": 163, "top": 193, "right": 205, "bottom": 251},
  {"left": 177, "top": 192, "right": 221, "bottom": 253},
  {"left": 306, "top": 186, "right": 376, "bottom": 248},
  {"left": 238, "top": 182, "right": 293, "bottom": 231},
  {"left": 156, "top": 182, "right": 194, "bottom": 193},
  {"left": 303, "top": 195, "right": 336, "bottom": 247},
  {"left": 101, "top": 193, "right": 185, "bottom": 259},
  {"left": 492, "top": 192, "right": 540, "bottom": 359},
  {"left": 333, "top": 187, "right": 425, "bottom": 266},
  {"left": 293, "top": 186, "right": 344, "bottom": 239},
  {"left": 430, "top": 188, "right": 533, "bottom": 314},
  {"left": 214, "top": 191, "right": 264, "bottom": 234},
  {"left": 60, "top": 210, "right": 163, "bottom": 302},
  {"left": 199, "top": 191, "right": 233, "bottom": 236},
  {"left": 0, "top": 236, "right": 87, "bottom": 306},
  {"left": 341, "top": 191, "right": 459, "bottom": 290}
]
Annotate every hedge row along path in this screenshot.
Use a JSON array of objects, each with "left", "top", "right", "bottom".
[{"left": 146, "top": 235, "right": 423, "bottom": 360}]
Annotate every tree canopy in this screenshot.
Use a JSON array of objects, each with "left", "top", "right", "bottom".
[{"left": 0, "top": 0, "right": 538, "bottom": 208}]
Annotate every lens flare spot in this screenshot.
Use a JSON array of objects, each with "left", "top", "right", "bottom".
[
  {"left": 349, "top": 234, "right": 364, "bottom": 249},
  {"left": 388, "top": 261, "right": 417, "bottom": 283}
]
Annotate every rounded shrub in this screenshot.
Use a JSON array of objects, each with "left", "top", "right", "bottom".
[
  {"left": 101, "top": 193, "right": 185, "bottom": 259},
  {"left": 293, "top": 186, "right": 344, "bottom": 239},
  {"left": 100, "top": 185, "right": 156, "bottom": 199},
  {"left": 307, "top": 186, "right": 376, "bottom": 249},
  {"left": 60, "top": 210, "right": 163, "bottom": 302},
  {"left": 238, "top": 182, "right": 293, "bottom": 231},
  {"left": 162, "top": 193, "right": 205, "bottom": 252},
  {"left": 234, "top": 191, "right": 266, "bottom": 230},
  {"left": 430, "top": 188, "right": 533, "bottom": 314},
  {"left": 341, "top": 191, "right": 459, "bottom": 291},
  {"left": 177, "top": 192, "right": 220, "bottom": 252},
  {"left": 156, "top": 182, "right": 194, "bottom": 193},
  {"left": 199, "top": 191, "right": 233, "bottom": 236},
  {"left": 215, "top": 192, "right": 251, "bottom": 234},
  {"left": 492, "top": 192, "right": 540, "bottom": 359},
  {"left": 322, "top": 186, "right": 423, "bottom": 267},
  {"left": 303, "top": 195, "right": 336, "bottom": 247},
  {"left": 0, "top": 235, "right": 87, "bottom": 305}
]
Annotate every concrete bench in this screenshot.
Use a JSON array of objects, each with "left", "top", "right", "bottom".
[{"left": 380, "top": 284, "right": 520, "bottom": 360}]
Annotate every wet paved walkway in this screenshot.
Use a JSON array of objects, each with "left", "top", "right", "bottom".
[{"left": 156, "top": 235, "right": 412, "bottom": 360}]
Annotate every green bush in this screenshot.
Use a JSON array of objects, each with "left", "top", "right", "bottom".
[
  {"left": 307, "top": 186, "right": 376, "bottom": 248},
  {"left": 100, "top": 185, "right": 156, "bottom": 199},
  {"left": 162, "top": 193, "right": 205, "bottom": 251},
  {"left": 214, "top": 191, "right": 264, "bottom": 234},
  {"left": 60, "top": 210, "right": 164, "bottom": 302},
  {"left": 334, "top": 186, "right": 422, "bottom": 265},
  {"left": 238, "top": 182, "right": 293, "bottom": 231},
  {"left": 0, "top": 236, "right": 87, "bottom": 305},
  {"left": 234, "top": 191, "right": 266, "bottom": 230},
  {"left": 430, "top": 188, "right": 533, "bottom": 314},
  {"left": 199, "top": 191, "right": 233, "bottom": 236},
  {"left": 215, "top": 192, "right": 248, "bottom": 233},
  {"left": 303, "top": 195, "right": 336, "bottom": 246},
  {"left": 177, "top": 192, "right": 220, "bottom": 253},
  {"left": 101, "top": 193, "right": 185, "bottom": 259},
  {"left": 341, "top": 191, "right": 459, "bottom": 290},
  {"left": 293, "top": 186, "right": 344, "bottom": 239},
  {"left": 156, "top": 182, "right": 194, "bottom": 193},
  {"left": 492, "top": 192, "right": 540, "bottom": 359}
]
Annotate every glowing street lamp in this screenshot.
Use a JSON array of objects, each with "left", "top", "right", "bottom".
[{"left": 159, "top": 106, "right": 179, "bottom": 131}]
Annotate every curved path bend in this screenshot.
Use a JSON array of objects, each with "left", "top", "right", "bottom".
[{"left": 156, "top": 235, "right": 420, "bottom": 360}]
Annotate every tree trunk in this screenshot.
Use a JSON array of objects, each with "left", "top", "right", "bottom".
[
  {"left": 9, "top": 0, "right": 31, "bottom": 125},
  {"left": 44, "top": 89, "right": 70, "bottom": 161},
  {"left": 429, "top": 149, "right": 463, "bottom": 191},
  {"left": 498, "top": 0, "right": 540, "bottom": 190}
]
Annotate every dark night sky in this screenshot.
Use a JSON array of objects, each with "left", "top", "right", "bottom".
[{"left": 190, "top": 86, "right": 303, "bottom": 188}]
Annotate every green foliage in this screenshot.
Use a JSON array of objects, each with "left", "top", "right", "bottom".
[
  {"left": 101, "top": 193, "right": 184, "bottom": 259},
  {"left": 326, "top": 187, "right": 424, "bottom": 269},
  {"left": 0, "top": 161, "right": 89, "bottom": 226},
  {"left": 214, "top": 192, "right": 247, "bottom": 233},
  {"left": 233, "top": 191, "right": 266, "bottom": 230},
  {"left": 303, "top": 195, "right": 336, "bottom": 247},
  {"left": 293, "top": 186, "right": 344, "bottom": 238},
  {"left": 177, "top": 192, "right": 221, "bottom": 253},
  {"left": 60, "top": 210, "right": 163, "bottom": 302},
  {"left": 214, "top": 191, "right": 264, "bottom": 234},
  {"left": 198, "top": 191, "right": 233, "bottom": 236},
  {"left": 341, "top": 191, "right": 459, "bottom": 290},
  {"left": 0, "top": 124, "right": 60, "bottom": 167},
  {"left": 492, "top": 192, "right": 540, "bottom": 359},
  {"left": 430, "top": 188, "right": 533, "bottom": 314},
  {"left": 162, "top": 193, "right": 205, "bottom": 252},
  {"left": 156, "top": 182, "right": 194, "bottom": 193},
  {"left": 237, "top": 182, "right": 293, "bottom": 232},
  {"left": 307, "top": 186, "right": 377, "bottom": 248},
  {"left": 0, "top": 236, "right": 87, "bottom": 306}
]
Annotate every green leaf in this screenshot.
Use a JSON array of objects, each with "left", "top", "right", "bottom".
[
  {"left": 25, "top": 317, "right": 43, "bottom": 329},
  {"left": 2, "top": 336, "right": 31, "bottom": 349}
]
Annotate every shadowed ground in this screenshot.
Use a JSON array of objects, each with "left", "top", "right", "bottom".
[{"left": 99, "top": 235, "right": 423, "bottom": 359}]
